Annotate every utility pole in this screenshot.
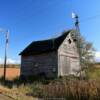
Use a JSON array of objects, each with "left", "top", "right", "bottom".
[
  {"left": 0, "top": 29, "right": 9, "bottom": 82},
  {"left": 72, "top": 13, "right": 82, "bottom": 79},
  {"left": 4, "top": 42, "right": 7, "bottom": 82},
  {"left": 4, "top": 30, "right": 9, "bottom": 82}
]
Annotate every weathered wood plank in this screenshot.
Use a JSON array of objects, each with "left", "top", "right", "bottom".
[
  {"left": 58, "top": 32, "right": 80, "bottom": 76},
  {"left": 21, "top": 52, "right": 58, "bottom": 78}
]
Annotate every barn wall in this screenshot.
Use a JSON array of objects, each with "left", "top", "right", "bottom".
[
  {"left": 58, "top": 32, "right": 80, "bottom": 76},
  {"left": 20, "top": 51, "right": 58, "bottom": 78}
]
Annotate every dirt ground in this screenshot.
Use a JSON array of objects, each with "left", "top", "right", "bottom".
[
  {"left": 0, "top": 68, "right": 20, "bottom": 80},
  {"left": 0, "top": 85, "right": 36, "bottom": 100},
  {"left": 0, "top": 68, "right": 37, "bottom": 100}
]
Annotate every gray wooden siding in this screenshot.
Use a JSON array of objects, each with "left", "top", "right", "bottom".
[
  {"left": 21, "top": 51, "right": 58, "bottom": 78},
  {"left": 58, "top": 32, "right": 80, "bottom": 76}
]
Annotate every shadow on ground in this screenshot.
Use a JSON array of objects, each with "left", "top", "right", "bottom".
[{"left": 0, "top": 75, "right": 55, "bottom": 88}]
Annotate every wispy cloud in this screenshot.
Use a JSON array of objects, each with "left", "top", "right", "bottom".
[
  {"left": 95, "top": 51, "right": 100, "bottom": 62},
  {"left": 0, "top": 58, "right": 20, "bottom": 64},
  {"left": 0, "top": 52, "right": 99, "bottom": 64}
]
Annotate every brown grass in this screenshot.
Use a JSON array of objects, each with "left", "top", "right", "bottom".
[
  {"left": 35, "top": 79, "right": 100, "bottom": 99},
  {"left": 0, "top": 68, "right": 20, "bottom": 80}
]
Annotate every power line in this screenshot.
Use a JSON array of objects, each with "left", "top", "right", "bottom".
[
  {"left": 14, "top": 1, "right": 100, "bottom": 27},
  {"left": 51, "top": 13, "right": 100, "bottom": 38},
  {"left": 80, "top": 14, "right": 100, "bottom": 23}
]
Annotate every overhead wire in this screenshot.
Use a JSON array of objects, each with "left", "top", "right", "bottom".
[
  {"left": 80, "top": 14, "right": 100, "bottom": 23},
  {"left": 14, "top": 1, "right": 100, "bottom": 38}
]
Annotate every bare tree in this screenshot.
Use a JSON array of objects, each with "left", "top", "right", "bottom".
[
  {"left": 71, "top": 30, "right": 95, "bottom": 78},
  {"left": 80, "top": 36, "right": 95, "bottom": 68}
]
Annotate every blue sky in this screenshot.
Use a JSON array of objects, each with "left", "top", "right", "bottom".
[{"left": 0, "top": 0, "right": 100, "bottom": 63}]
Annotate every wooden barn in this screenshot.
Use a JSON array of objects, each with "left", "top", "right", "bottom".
[{"left": 19, "top": 30, "right": 81, "bottom": 78}]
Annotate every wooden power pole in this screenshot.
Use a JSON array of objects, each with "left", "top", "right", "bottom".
[
  {"left": 4, "top": 30, "right": 9, "bottom": 82},
  {"left": 0, "top": 29, "right": 9, "bottom": 82}
]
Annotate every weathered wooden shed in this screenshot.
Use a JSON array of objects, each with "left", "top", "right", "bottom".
[{"left": 19, "top": 30, "right": 80, "bottom": 78}]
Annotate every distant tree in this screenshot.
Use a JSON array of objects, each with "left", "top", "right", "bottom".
[
  {"left": 80, "top": 36, "right": 95, "bottom": 68},
  {"left": 80, "top": 36, "right": 96, "bottom": 79}
]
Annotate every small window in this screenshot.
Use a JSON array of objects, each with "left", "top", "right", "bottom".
[
  {"left": 73, "top": 38, "right": 77, "bottom": 42},
  {"left": 68, "top": 39, "right": 71, "bottom": 44}
]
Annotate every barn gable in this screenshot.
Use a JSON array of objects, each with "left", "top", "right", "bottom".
[{"left": 58, "top": 31, "right": 80, "bottom": 76}]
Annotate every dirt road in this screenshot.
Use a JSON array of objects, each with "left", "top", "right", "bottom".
[
  {"left": 0, "top": 94, "right": 15, "bottom": 100},
  {"left": 0, "top": 86, "right": 37, "bottom": 100}
]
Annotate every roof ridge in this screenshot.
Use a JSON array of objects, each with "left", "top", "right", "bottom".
[{"left": 19, "top": 30, "right": 72, "bottom": 55}]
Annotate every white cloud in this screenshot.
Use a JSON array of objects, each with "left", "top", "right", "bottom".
[
  {"left": 95, "top": 51, "right": 100, "bottom": 62},
  {"left": 95, "top": 52, "right": 100, "bottom": 58},
  {"left": 0, "top": 51, "right": 99, "bottom": 64},
  {"left": 0, "top": 58, "right": 20, "bottom": 64},
  {"left": 7, "top": 58, "right": 20, "bottom": 64}
]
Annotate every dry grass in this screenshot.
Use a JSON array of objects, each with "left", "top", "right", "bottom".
[
  {"left": 0, "top": 64, "right": 20, "bottom": 68},
  {"left": 33, "top": 79, "right": 100, "bottom": 99},
  {"left": 2, "top": 79, "right": 100, "bottom": 100},
  {"left": 0, "top": 64, "right": 100, "bottom": 99},
  {"left": 86, "top": 66, "right": 100, "bottom": 80},
  {"left": 0, "top": 85, "right": 36, "bottom": 100},
  {"left": 0, "top": 67, "right": 20, "bottom": 80}
]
